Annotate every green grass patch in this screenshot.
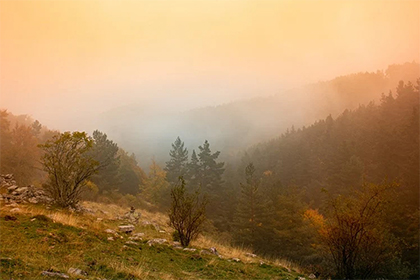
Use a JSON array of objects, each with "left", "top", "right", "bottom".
[{"left": 0, "top": 210, "right": 300, "bottom": 279}]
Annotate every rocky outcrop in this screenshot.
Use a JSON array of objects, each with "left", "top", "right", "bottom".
[
  {"left": 147, "top": 238, "right": 167, "bottom": 246},
  {"left": 118, "top": 225, "right": 135, "bottom": 233},
  {"left": 0, "top": 174, "right": 52, "bottom": 204}
]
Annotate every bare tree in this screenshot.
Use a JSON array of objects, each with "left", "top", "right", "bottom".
[
  {"left": 168, "top": 177, "right": 207, "bottom": 247},
  {"left": 306, "top": 182, "right": 401, "bottom": 279}
]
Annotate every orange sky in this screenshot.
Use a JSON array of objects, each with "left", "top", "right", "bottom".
[{"left": 0, "top": 0, "right": 419, "bottom": 130}]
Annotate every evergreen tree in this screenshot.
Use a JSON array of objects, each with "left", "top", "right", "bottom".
[
  {"left": 233, "top": 163, "right": 274, "bottom": 253},
  {"left": 186, "top": 149, "right": 200, "bottom": 189},
  {"left": 196, "top": 140, "right": 224, "bottom": 193},
  {"left": 89, "top": 130, "right": 120, "bottom": 192},
  {"left": 165, "top": 137, "right": 189, "bottom": 184}
]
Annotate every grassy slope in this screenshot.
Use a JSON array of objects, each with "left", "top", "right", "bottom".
[{"left": 0, "top": 202, "right": 303, "bottom": 280}]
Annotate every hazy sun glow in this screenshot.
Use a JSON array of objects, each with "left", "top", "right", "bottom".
[{"left": 1, "top": 0, "right": 419, "bottom": 130}]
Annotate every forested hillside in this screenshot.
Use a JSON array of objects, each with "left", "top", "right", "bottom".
[
  {"left": 97, "top": 62, "right": 419, "bottom": 168},
  {"left": 1, "top": 75, "right": 419, "bottom": 279},
  {"left": 209, "top": 80, "right": 419, "bottom": 278}
]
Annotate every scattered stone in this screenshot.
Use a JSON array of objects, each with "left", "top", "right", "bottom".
[
  {"left": 308, "top": 274, "right": 316, "bottom": 279},
  {"left": 183, "top": 248, "right": 197, "bottom": 252},
  {"left": 104, "top": 229, "right": 116, "bottom": 234},
  {"left": 68, "top": 267, "right": 87, "bottom": 276},
  {"left": 41, "top": 271, "right": 70, "bottom": 278},
  {"left": 107, "top": 237, "right": 114, "bottom": 241},
  {"left": 15, "top": 187, "right": 28, "bottom": 194},
  {"left": 10, "top": 208, "right": 21, "bottom": 213},
  {"left": 142, "top": 220, "right": 152, "bottom": 225},
  {"left": 232, "top": 258, "right": 241, "bottom": 262},
  {"left": 8, "top": 203, "right": 19, "bottom": 208},
  {"left": 298, "top": 277, "right": 306, "bottom": 280},
  {"left": 118, "top": 225, "right": 135, "bottom": 233},
  {"left": 28, "top": 197, "right": 38, "bottom": 204},
  {"left": 200, "top": 249, "right": 213, "bottom": 256},
  {"left": 259, "top": 260, "right": 265, "bottom": 266},
  {"left": 4, "top": 215, "right": 17, "bottom": 221},
  {"left": 7, "top": 185, "right": 18, "bottom": 192},
  {"left": 129, "top": 235, "right": 143, "bottom": 241},
  {"left": 125, "top": 241, "right": 139, "bottom": 245},
  {"left": 209, "top": 247, "right": 219, "bottom": 256},
  {"left": 119, "top": 207, "right": 141, "bottom": 224},
  {"left": 245, "top": 253, "right": 257, "bottom": 258},
  {"left": 1, "top": 174, "right": 52, "bottom": 205},
  {"left": 158, "top": 230, "right": 166, "bottom": 233},
  {"left": 147, "top": 238, "right": 167, "bottom": 246}
]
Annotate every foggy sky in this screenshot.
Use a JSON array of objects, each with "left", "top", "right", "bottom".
[{"left": 1, "top": 0, "right": 419, "bottom": 132}]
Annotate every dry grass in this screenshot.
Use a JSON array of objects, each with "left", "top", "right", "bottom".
[
  {"left": 82, "top": 201, "right": 170, "bottom": 231},
  {"left": 1, "top": 200, "right": 302, "bottom": 275},
  {"left": 0, "top": 203, "right": 101, "bottom": 231},
  {"left": 192, "top": 235, "right": 301, "bottom": 273},
  {"left": 108, "top": 260, "right": 150, "bottom": 279}
]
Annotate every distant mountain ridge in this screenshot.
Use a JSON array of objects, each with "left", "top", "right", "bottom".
[{"left": 96, "top": 62, "right": 419, "bottom": 169}]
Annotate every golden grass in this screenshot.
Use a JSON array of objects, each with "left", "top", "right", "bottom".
[
  {"left": 192, "top": 234, "right": 301, "bottom": 273},
  {"left": 82, "top": 201, "right": 170, "bottom": 231},
  {"left": 108, "top": 259, "right": 149, "bottom": 279},
  {"left": 0, "top": 200, "right": 301, "bottom": 274}
]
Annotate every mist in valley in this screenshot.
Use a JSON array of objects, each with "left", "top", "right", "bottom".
[{"left": 1, "top": 1, "right": 419, "bottom": 279}]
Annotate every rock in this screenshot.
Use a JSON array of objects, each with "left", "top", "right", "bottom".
[
  {"left": 4, "top": 174, "right": 13, "bottom": 180},
  {"left": 107, "top": 237, "right": 114, "bottom": 241},
  {"left": 7, "top": 202, "right": 19, "bottom": 208},
  {"left": 209, "top": 247, "right": 219, "bottom": 256},
  {"left": 245, "top": 253, "right": 257, "bottom": 258},
  {"left": 125, "top": 241, "right": 139, "bottom": 245},
  {"left": 129, "top": 234, "right": 143, "bottom": 241},
  {"left": 123, "top": 208, "right": 141, "bottom": 224},
  {"left": 96, "top": 218, "right": 103, "bottom": 221},
  {"left": 28, "top": 197, "right": 38, "bottom": 204},
  {"left": 104, "top": 229, "right": 116, "bottom": 234},
  {"left": 7, "top": 185, "right": 18, "bottom": 192},
  {"left": 158, "top": 230, "right": 166, "bottom": 233},
  {"left": 183, "top": 248, "right": 196, "bottom": 252},
  {"left": 232, "top": 258, "right": 241, "bottom": 262},
  {"left": 41, "top": 271, "right": 70, "bottom": 278},
  {"left": 1, "top": 175, "right": 51, "bottom": 204},
  {"left": 298, "top": 277, "right": 306, "bottom": 280},
  {"left": 308, "top": 274, "right": 316, "bottom": 279},
  {"left": 118, "top": 225, "right": 135, "bottom": 233},
  {"left": 68, "top": 267, "right": 87, "bottom": 276},
  {"left": 147, "top": 238, "right": 167, "bottom": 246},
  {"left": 10, "top": 208, "right": 21, "bottom": 213},
  {"left": 15, "top": 187, "right": 28, "bottom": 194},
  {"left": 200, "top": 249, "right": 213, "bottom": 256}
]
